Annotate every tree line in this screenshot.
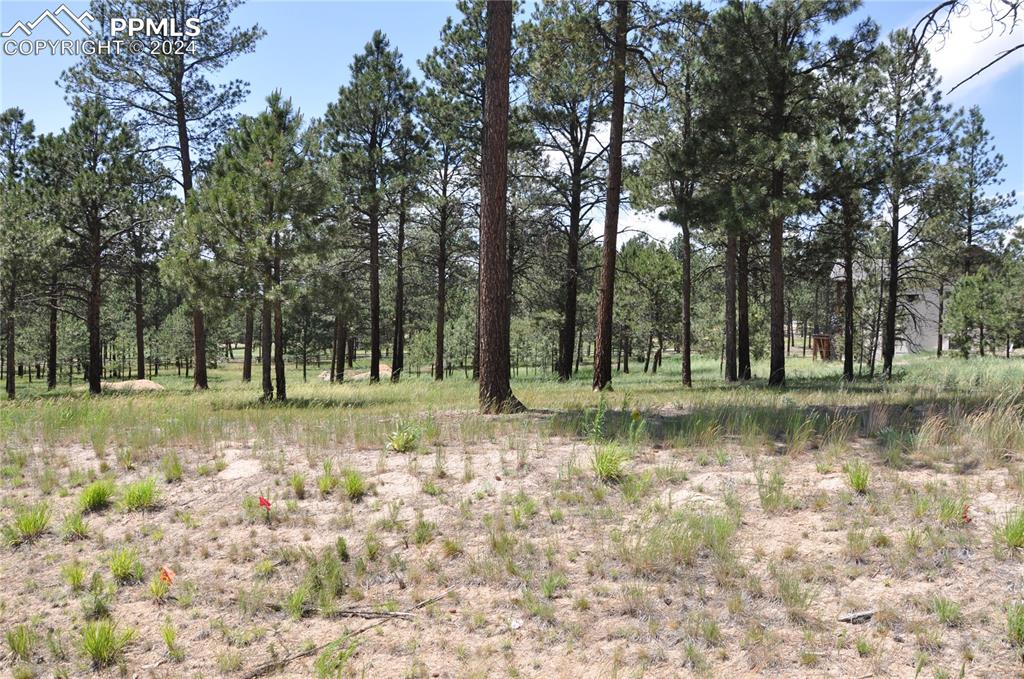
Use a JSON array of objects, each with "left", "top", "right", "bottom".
[{"left": 1, "top": 0, "right": 1021, "bottom": 411}]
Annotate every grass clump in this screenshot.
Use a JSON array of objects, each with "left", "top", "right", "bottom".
[
  {"left": 79, "top": 479, "right": 116, "bottom": 513},
  {"left": 1008, "top": 602, "right": 1024, "bottom": 654},
  {"left": 771, "top": 564, "right": 817, "bottom": 620},
  {"left": 61, "top": 560, "right": 87, "bottom": 591},
  {"left": 618, "top": 509, "right": 738, "bottom": 577},
  {"left": 5, "top": 624, "right": 36, "bottom": 661},
  {"left": 80, "top": 619, "right": 134, "bottom": 668},
  {"left": 160, "top": 453, "right": 183, "bottom": 483},
  {"left": 108, "top": 547, "right": 144, "bottom": 583},
  {"left": 756, "top": 467, "right": 795, "bottom": 513},
  {"left": 342, "top": 469, "right": 367, "bottom": 502},
  {"left": 845, "top": 460, "right": 870, "bottom": 494},
  {"left": 592, "top": 444, "right": 629, "bottom": 483},
  {"left": 2, "top": 503, "right": 50, "bottom": 546},
  {"left": 290, "top": 473, "right": 306, "bottom": 499},
  {"left": 161, "top": 622, "right": 184, "bottom": 662},
  {"left": 120, "top": 477, "right": 159, "bottom": 511},
  {"left": 314, "top": 640, "right": 358, "bottom": 678},
  {"left": 931, "top": 595, "right": 962, "bottom": 627},
  {"left": 997, "top": 509, "right": 1024, "bottom": 550},
  {"left": 61, "top": 512, "right": 89, "bottom": 541}
]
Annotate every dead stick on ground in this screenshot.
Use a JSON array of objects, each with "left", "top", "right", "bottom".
[{"left": 241, "top": 588, "right": 454, "bottom": 679}]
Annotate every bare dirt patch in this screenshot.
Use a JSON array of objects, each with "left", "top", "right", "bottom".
[{"left": 1, "top": 425, "right": 1022, "bottom": 677}]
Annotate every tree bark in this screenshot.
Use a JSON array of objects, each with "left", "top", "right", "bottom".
[
  {"left": 47, "top": 283, "right": 58, "bottom": 389},
  {"left": 936, "top": 281, "right": 944, "bottom": 357},
  {"left": 842, "top": 200, "right": 855, "bottom": 382},
  {"left": 435, "top": 235, "right": 447, "bottom": 380},
  {"left": 242, "top": 307, "right": 254, "bottom": 382},
  {"left": 724, "top": 232, "right": 737, "bottom": 382},
  {"left": 737, "top": 235, "right": 751, "bottom": 380},
  {"left": 87, "top": 235, "right": 102, "bottom": 395},
  {"left": 4, "top": 274, "right": 15, "bottom": 399},
  {"left": 882, "top": 194, "right": 899, "bottom": 378},
  {"left": 133, "top": 251, "right": 145, "bottom": 380},
  {"left": 592, "top": 0, "right": 628, "bottom": 391},
  {"left": 478, "top": 0, "right": 521, "bottom": 413},
  {"left": 392, "top": 192, "right": 407, "bottom": 383},
  {"left": 768, "top": 169, "right": 786, "bottom": 386},
  {"left": 369, "top": 200, "right": 381, "bottom": 383},
  {"left": 260, "top": 294, "right": 273, "bottom": 400},
  {"left": 557, "top": 174, "right": 581, "bottom": 381}
]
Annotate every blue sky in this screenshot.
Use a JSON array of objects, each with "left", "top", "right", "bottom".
[{"left": 1, "top": 0, "right": 1020, "bottom": 241}]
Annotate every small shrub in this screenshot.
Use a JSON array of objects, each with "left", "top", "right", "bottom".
[
  {"left": 160, "top": 453, "right": 183, "bottom": 483},
  {"left": 845, "top": 460, "right": 870, "bottom": 494},
  {"left": 108, "top": 547, "right": 144, "bottom": 583},
  {"left": 121, "top": 478, "right": 159, "bottom": 511},
  {"left": 592, "top": 445, "right": 628, "bottom": 483},
  {"left": 387, "top": 425, "right": 418, "bottom": 453},
  {"left": 342, "top": 469, "right": 367, "bottom": 502},
  {"left": 3, "top": 503, "right": 50, "bottom": 546},
  {"left": 80, "top": 620, "right": 134, "bottom": 668},
  {"left": 79, "top": 479, "right": 116, "bottom": 513}
]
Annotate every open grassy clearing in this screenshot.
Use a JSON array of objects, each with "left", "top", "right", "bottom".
[{"left": 1, "top": 356, "right": 1023, "bottom": 677}]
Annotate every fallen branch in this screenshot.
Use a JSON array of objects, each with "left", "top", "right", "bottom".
[{"left": 241, "top": 588, "right": 453, "bottom": 679}]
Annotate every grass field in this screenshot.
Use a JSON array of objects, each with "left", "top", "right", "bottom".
[{"left": 1, "top": 354, "right": 1023, "bottom": 677}]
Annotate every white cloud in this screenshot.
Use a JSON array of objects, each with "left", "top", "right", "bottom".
[{"left": 926, "top": 0, "right": 1024, "bottom": 97}]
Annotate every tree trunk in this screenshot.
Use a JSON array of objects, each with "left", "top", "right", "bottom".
[
  {"left": 724, "top": 232, "right": 737, "bottom": 382},
  {"left": 435, "top": 237, "right": 447, "bottom": 380},
  {"left": 4, "top": 275, "right": 15, "bottom": 399},
  {"left": 557, "top": 177, "right": 581, "bottom": 381},
  {"left": 575, "top": 325, "right": 583, "bottom": 375},
  {"left": 242, "top": 307, "right": 254, "bottom": 382},
  {"left": 737, "top": 235, "right": 751, "bottom": 380},
  {"left": 274, "top": 297, "right": 286, "bottom": 400},
  {"left": 768, "top": 169, "right": 786, "bottom": 386},
  {"left": 47, "top": 283, "right": 58, "bottom": 389},
  {"left": 260, "top": 294, "right": 273, "bottom": 400},
  {"left": 882, "top": 195, "right": 899, "bottom": 378},
  {"left": 842, "top": 200, "right": 855, "bottom": 382},
  {"left": 337, "top": 319, "right": 348, "bottom": 383},
  {"left": 676, "top": 217, "right": 691, "bottom": 387},
  {"left": 592, "top": 0, "right": 628, "bottom": 392},
  {"left": 478, "top": 0, "right": 521, "bottom": 413},
  {"left": 392, "top": 194, "right": 407, "bottom": 383},
  {"left": 936, "top": 282, "right": 944, "bottom": 357},
  {"left": 87, "top": 252, "right": 102, "bottom": 395},
  {"left": 369, "top": 202, "right": 381, "bottom": 383}
]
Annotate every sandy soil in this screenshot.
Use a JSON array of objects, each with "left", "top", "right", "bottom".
[{"left": 1, "top": 422, "right": 1022, "bottom": 678}]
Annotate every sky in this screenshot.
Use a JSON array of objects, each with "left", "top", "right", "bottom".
[{"left": 1, "top": 0, "right": 1021, "bottom": 244}]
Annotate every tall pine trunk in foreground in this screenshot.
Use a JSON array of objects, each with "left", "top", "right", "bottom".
[
  {"left": 842, "top": 200, "right": 856, "bottom": 382},
  {"left": 593, "top": 0, "right": 628, "bottom": 391},
  {"left": 478, "top": 0, "right": 521, "bottom": 413}
]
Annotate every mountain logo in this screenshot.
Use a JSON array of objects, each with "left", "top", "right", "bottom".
[{"left": 2, "top": 4, "right": 95, "bottom": 38}]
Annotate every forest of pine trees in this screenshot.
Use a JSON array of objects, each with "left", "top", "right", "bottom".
[{"left": 1, "top": 0, "right": 1022, "bottom": 409}]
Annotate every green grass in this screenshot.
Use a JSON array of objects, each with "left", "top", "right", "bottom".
[
  {"left": 60, "top": 512, "right": 89, "bottom": 540},
  {"left": 79, "top": 479, "right": 116, "bottom": 513},
  {"left": 1009, "top": 602, "right": 1024, "bottom": 654},
  {"left": 2, "top": 502, "right": 50, "bottom": 546},
  {"left": 931, "top": 595, "right": 963, "bottom": 627},
  {"left": 342, "top": 469, "right": 367, "bottom": 502},
  {"left": 108, "top": 546, "right": 144, "bottom": 583},
  {"left": 80, "top": 619, "right": 134, "bottom": 667},
  {"left": 592, "top": 444, "right": 629, "bottom": 483},
  {"left": 120, "top": 477, "right": 159, "bottom": 511},
  {"left": 845, "top": 460, "right": 870, "bottom": 494},
  {"left": 5, "top": 623, "right": 36, "bottom": 661},
  {"left": 997, "top": 509, "right": 1024, "bottom": 549}
]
